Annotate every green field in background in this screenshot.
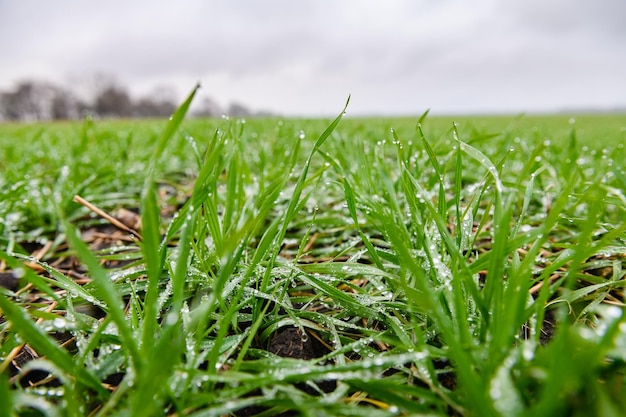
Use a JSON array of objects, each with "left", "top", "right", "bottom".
[{"left": 0, "top": 106, "right": 625, "bottom": 416}]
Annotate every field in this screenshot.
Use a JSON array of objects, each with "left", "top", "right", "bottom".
[{"left": 1, "top": 88, "right": 625, "bottom": 416}]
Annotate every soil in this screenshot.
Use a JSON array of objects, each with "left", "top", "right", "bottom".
[
  {"left": 268, "top": 327, "right": 336, "bottom": 393},
  {"left": 0, "top": 272, "right": 20, "bottom": 292},
  {"left": 268, "top": 327, "right": 318, "bottom": 360}
]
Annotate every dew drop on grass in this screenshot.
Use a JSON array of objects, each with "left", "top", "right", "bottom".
[
  {"left": 519, "top": 224, "right": 532, "bottom": 233},
  {"left": 52, "top": 317, "right": 67, "bottom": 329},
  {"left": 522, "top": 342, "right": 534, "bottom": 361},
  {"left": 165, "top": 312, "right": 179, "bottom": 326},
  {"left": 578, "top": 327, "right": 596, "bottom": 340},
  {"left": 604, "top": 305, "right": 622, "bottom": 319},
  {"left": 12, "top": 267, "right": 25, "bottom": 279}
]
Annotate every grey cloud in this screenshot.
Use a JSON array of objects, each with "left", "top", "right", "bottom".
[
  {"left": 1, "top": 0, "right": 625, "bottom": 115},
  {"left": 497, "top": 0, "right": 626, "bottom": 40}
]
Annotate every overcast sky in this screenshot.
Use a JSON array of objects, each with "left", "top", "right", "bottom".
[{"left": 1, "top": 0, "right": 625, "bottom": 116}]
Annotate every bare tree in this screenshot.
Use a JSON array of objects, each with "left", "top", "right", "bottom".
[
  {"left": 94, "top": 86, "right": 133, "bottom": 118},
  {"left": 192, "top": 96, "right": 223, "bottom": 118},
  {"left": 132, "top": 97, "right": 176, "bottom": 118},
  {"left": 132, "top": 85, "right": 177, "bottom": 118},
  {"left": 50, "top": 87, "right": 81, "bottom": 120},
  {"left": 227, "top": 102, "right": 251, "bottom": 117},
  {"left": 0, "top": 80, "right": 58, "bottom": 121},
  {"left": 0, "top": 73, "right": 258, "bottom": 121}
]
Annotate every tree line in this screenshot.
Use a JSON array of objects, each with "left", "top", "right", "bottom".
[{"left": 0, "top": 77, "right": 257, "bottom": 122}]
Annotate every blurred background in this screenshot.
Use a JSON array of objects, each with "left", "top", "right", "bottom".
[{"left": 1, "top": 0, "right": 625, "bottom": 121}]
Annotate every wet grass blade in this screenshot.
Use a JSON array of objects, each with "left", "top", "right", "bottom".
[
  {"left": 0, "top": 291, "right": 107, "bottom": 396},
  {"left": 63, "top": 222, "right": 141, "bottom": 371},
  {"left": 147, "top": 83, "right": 200, "bottom": 177},
  {"left": 138, "top": 179, "right": 166, "bottom": 351},
  {"left": 259, "top": 96, "right": 350, "bottom": 294},
  {"left": 0, "top": 372, "right": 12, "bottom": 416}
]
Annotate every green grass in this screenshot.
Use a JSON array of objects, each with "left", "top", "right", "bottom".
[{"left": 1, "top": 90, "right": 625, "bottom": 416}]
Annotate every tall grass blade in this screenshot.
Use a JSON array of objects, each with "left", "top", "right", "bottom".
[
  {"left": 0, "top": 291, "right": 106, "bottom": 396},
  {"left": 63, "top": 222, "right": 141, "bottom": 368}
]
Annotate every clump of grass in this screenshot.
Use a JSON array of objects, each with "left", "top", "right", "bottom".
[{"left": 0, "top": 91, "right": 625, "bottom": 416}]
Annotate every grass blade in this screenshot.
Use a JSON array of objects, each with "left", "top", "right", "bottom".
[{"left": 0, "top": 292, "right": 107, "bottom": 396}]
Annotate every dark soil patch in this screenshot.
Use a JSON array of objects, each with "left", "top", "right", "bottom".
[
  {"left": 0, "top": 272, "right": 20, "bottom": 292},
  {"left": 268, "top": 327, "right": 336, "bottom": 393},
  {"left": 268, "top": 327, "right": 317, "bottom": 360}
]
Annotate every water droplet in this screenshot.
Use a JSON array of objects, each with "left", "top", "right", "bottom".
[
  {"left": 604, "top": 305, "right": 622, "bottom": 319},
  {"left": 165, "top": 312, "right": 179, "bottom": 326},
  {"left": 12, "top": 268, "right": 26, "bottom": 279},
  {"left": 52, "top": 317, "right": 67, "bottom": 329}
]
